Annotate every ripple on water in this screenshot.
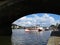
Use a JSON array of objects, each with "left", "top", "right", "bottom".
[{"left": 11, "top": 29, "right": 52, "bottom": 45}]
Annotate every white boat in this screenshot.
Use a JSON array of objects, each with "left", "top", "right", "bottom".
[
  {"left": 25, "top": 27, "right": 44, "bottom": 32},
  {"left": 25, "top": 29, "right": 30, "bottom": 31}
]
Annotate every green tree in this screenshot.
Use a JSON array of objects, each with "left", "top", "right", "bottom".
[
  {"left": 50, "top": 25, "right": 57, "bottom": 31},
  {"left": 57, "top": 24, "right": 60, "bottom": 30}
]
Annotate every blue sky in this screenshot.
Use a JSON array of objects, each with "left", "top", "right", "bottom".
[{"left": 13, "top": 13, "right": 60, "bottom": 27}]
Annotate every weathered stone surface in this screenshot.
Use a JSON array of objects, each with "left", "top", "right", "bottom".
[
  {"left": 47, "top": 31, "right": 60, "bottom": 45},
  {"left": 47, "top": 36, "right": 60, "bottom": 45}
]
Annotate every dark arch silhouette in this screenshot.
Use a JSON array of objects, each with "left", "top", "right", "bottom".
[{"left": 0, "top": 0, "right": 60, "bottom": 35}]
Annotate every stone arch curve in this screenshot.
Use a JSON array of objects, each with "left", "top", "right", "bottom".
[{"left": 0, "top": 0, "right": 60, "bottom": 35}]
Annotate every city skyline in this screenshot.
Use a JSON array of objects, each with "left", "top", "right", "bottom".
[{"left": 13, "top": 13, "right": 60, "bottom": 27}]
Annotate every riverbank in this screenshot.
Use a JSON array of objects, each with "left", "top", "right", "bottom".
[{"left": 47, "top": 31, "right": 60, "bottom": 45}]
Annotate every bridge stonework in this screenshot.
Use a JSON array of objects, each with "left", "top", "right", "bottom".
[{"left": 0, "top": 0, "right": 60, "bottom": 35}]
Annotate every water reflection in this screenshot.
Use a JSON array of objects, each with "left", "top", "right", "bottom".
[{"left": 11, "top": 29, "right": 52, "bottom": 45}]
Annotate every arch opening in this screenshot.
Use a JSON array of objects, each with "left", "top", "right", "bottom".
[
  {"left": 12, "top": 13, "right": 60, "bottom": 31},
  {"left": 11, "top": 13, "right": 60, "bottom": 45},
  {"left": 0, "top": 0, "right": 60, "bottom": 45}
]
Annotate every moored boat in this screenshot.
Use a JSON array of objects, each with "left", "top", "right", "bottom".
[
  {"left": 25, "top": 27, "right": 44, "bottom": 32},
  {"left": 25, "top": 29, "right": 30, "bottom": 31}
]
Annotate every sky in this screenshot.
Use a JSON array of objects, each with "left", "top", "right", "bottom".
[{"left": 12, "top": 13, "right": 60, "bottom": 27}]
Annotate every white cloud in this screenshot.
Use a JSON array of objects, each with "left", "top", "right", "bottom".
[
  {"left": 20, "top": 16, "right": 26, "bottom": 20},
  {"left": 13, "top": 13, "right": 60, "bottom": 27}
]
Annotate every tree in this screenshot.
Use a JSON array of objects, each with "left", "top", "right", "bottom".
[
  {"left": 57, "top": 24, "right": 60, "bottom": 31},
  {"left": 50, "top": 25, "right": 55, "bottom": 27},
  {"left": 50, "top": 25, "right": 57, "bottom": 31}
]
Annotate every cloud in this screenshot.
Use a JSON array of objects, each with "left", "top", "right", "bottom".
[
  {"left": 13, "top": 13, "right": 60, "bottom": 27},
  {"left": 56, "top": 20, "right": 60, "bottom": 24}
]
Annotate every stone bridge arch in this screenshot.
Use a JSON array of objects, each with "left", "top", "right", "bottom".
[{"left": 0, "top": 0, "right": 60, "bottom": 35}]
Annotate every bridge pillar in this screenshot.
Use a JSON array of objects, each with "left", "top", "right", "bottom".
[
  {"left": 0, "top": 23, "right": 12, "bottom": 36},
  {"left": 0, "top": 28, "right": 12, "bottom": 36},
  {"left": 0, "top": 16, "right": 12, "bottom": 35}
]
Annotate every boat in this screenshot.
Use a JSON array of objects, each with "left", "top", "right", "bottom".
[
  {"left": 25, "top": 26, "right": 44, "bottom": 32},
  {"left": 37, "top": 27, "right": 44, "bottom": 32},
  {"left": 25, "top": 29, "right": 30, "bottom": 32}
]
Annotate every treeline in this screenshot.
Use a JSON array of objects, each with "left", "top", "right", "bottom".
[
  {"left": 49, "top": 23, "right": 60, "bottom": 31},
  {"left": 11, "top": 24, "right": 24, "bottom": 29}
]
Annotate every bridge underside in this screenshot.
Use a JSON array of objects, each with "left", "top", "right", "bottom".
[{"left": 0, "top": 0, "right": 60, "bottom": 35}]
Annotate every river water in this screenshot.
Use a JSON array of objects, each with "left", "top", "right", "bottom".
[{"left": 0, "top": 29, "right": 52, "bottom": 45}]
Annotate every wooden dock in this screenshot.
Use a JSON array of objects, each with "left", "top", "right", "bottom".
[{"left": 47, "top": 31, "right": 60, "bottom": 45}]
